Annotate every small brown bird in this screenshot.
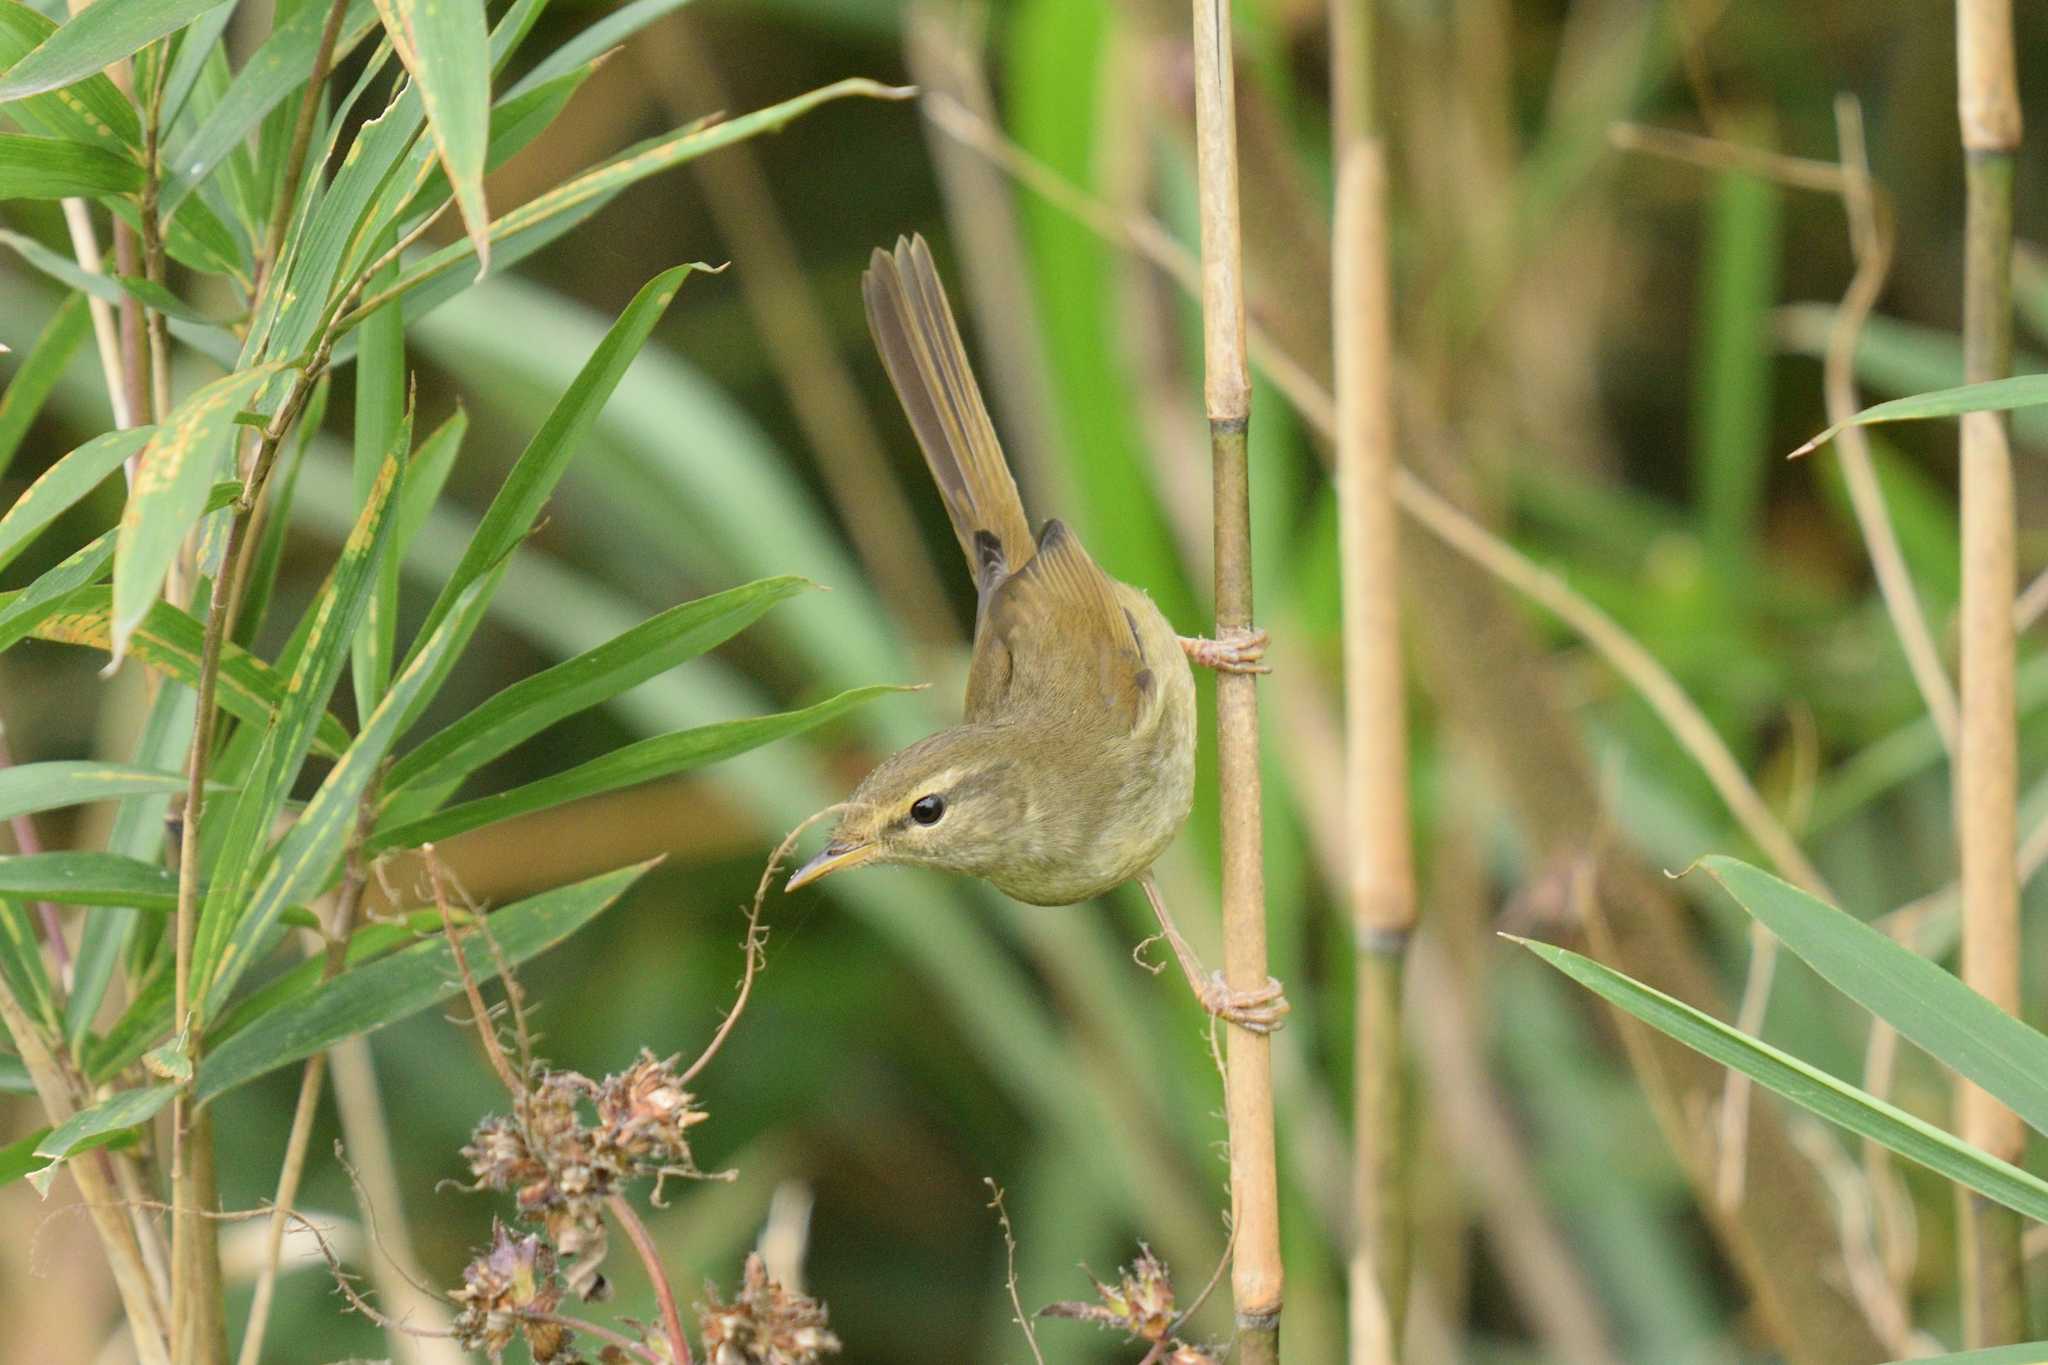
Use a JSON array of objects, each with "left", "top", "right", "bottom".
[{"left": 787, "top": 235, "right": 1286, "bottom": 1032}]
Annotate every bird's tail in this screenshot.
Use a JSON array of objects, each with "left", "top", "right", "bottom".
[{"left": 863, "top": 234, "right": 1034, "bottom": 595}]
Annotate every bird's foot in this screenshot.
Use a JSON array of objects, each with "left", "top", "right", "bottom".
[
  {"left": 1196, "top": 971, "right": 1290, "bottom": 1034},
  {"left": 1179, "top": 627, "right": 1270, "bottom": 674}
]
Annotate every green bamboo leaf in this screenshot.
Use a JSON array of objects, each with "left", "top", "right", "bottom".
[
  {"left": 395, "top": 265, "right": 698, "bottom": 723},
  {"left": 112, "top": 362, "right": 288, "bottom": 658},
  {"left": 0, "top": 0, "right": 229, "bottom": 102},
  {"left": 0, "top": 897, "right": 57, "bottom": 1032},
  {"left": 30, "top": 587, "right": 351, "bottom": 757},
  {"left": 208, "top": 919, "right": 417, "bottom": 1044},
  {"left": 351, "top": 268, "right": 406, "bottom": 718},
  {"left": 110, "top": 273, "right": 223, "bottom": 324},
  {"left": 370, "top": 0, "right": 490, "bottom": 271},
  {"left": 1792, "top": 374, "right": 2048, "bottom": 458},
  {"left": 0, "top": 535, "right": 114, "bottom": 653},
  {"left": 400, "top": 60, "right": 595, "bottom": 224},
  {"left": 0, "top": 291, "right": 90, "bottom": 478},
  {"left": 194, "top": 860, "right": 654, "bottom": 1103},
  {"left": 0, "top": 228, "right": 241, "bottom": 367},
  {"left": 505, "top": 0, "right": 690, "bottom": 99},
  {"left": 352, "top": 81, "right": 910, "bottom": 318},
  {"left": 160, "top": 0, "right": 379, "bottom": 213},
  {"left": 234, "top": 375, "right": 327, "bottom": 649},
  {"left": 1515, "top": 936, "right": 2048, "bottom": 1225},
  {"left": 203, "top": 580, "right": 483, "bottom": 1016},
  {"left": 34, "top": 1083, "right": 173, "bottom": 1160},
  {"left": 154, "top": 0, "right": 232, "bottom": 131},
  {"left": 1700, "top": 856, "right": 2048, "bottom": 1139},
  {"left": 391, "top": 403, "right": 464, "bottom": 563},
  {"left": 192, "top": 451, "right": 402, "bottom": 995},
  {"left": 0, "top": 762, "right": 192, "bottom": 823},
  {"left": 0, "top": 1128, "right": 52, "bottom": 1183},
  {"left": 0, "top": 130, "right": 142, "bottom": 199},
  {"left": 0, "top": 428, "right": 152, "bottom": 574},
  {"left": 381, "top": 576, "right": 813, "bottom": 813},
  {"left": 0, "top": 0, "right": 138, "bottom": 150},
  {"left": 0, "top": 852, "right": 178, "bottom": 909},
  {"left": 372, "top": 684, "right": 907, "bottom": 852}
]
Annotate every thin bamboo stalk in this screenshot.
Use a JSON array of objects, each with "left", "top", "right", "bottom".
[
  {"left": 1331, "top": 0, "right": 1415, "bottom": 1358},
  {"left": 1188, "top": 3, "right": 1283, "bottom": 1358},
  {"left": 1955, "top": 0, "right": 2025, "bottom": 1343}
]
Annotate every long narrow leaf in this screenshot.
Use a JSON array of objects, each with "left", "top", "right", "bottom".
[
  {"left": 0, "top": 130, "right": 141, "bottom": 198},
  {"left": 1793, "top": 374, "right": 2048, "bottom": 458},
  {"left": 371, "top": 0, "right": 490, "bottom": 270},
  {"left": 0, "top": 428, "right": 152, "bottom": 574},
  {"left": 351, "top": 269, "right": 406, "bottom": 717},
  {"left": 1516, "top": 936, "right": 2048, "bottom": 1225},
  {"left": 1702, "top": 856, "right": 2048, "bottom": 1140},
  {"left": 0, "top": 852, "right": 178, "bottom": 909},
  {"left": 113, "top": 362, "right": 287, "bottom": 657},
  {"left": 0, "top": 291, "right": 90, "bottom": 477},
  {"left": 204, "top": 580, "right": 483, "bottom": 1016},
  {"left": 371, "top": 684, "right": 906, "bottom": 852},
  {"left": 33, "top": 1083, "right": 173, "bottom": 1159},
  {"left": 0, "top": 0, "right": 230, "bottom": 102},
  {"left": 0, "top": 762, "right": 191, "bottom": 822},
  {"left": 0, "top": 0, "right": 138, "bottom": 149},
  {"left": 194, "top": 859, "right": 654, "bottom": 1102},
  {"left": 381, "top": 575, "right": 812, "bottom": 807},
  {"left": 0, "top": 534, "right": 113, "bottom": 652}
]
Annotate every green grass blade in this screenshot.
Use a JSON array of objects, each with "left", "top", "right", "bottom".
[
  {"left": 371, "top": 0, "right": 490, "bottom": 270},
  {"left": 0, "top": 130, "right": 142, "bottom": 198},
  {"left": 0, "top": 0, "right": 138, "bottom": 148},
  {"left": 191, "top": 451, "right": 401, "bottom": 1003},
  {"left": 0, "top": 427, "right": 151, "bottom": 573},
  {"left": 0, "top": 290, "right": 90, "bottom": 477},
  {"left": 1516, "top": 935, "right": 2048, "bottom": 1224},
  {"left": 1693, "top": 160, "right": 1780, "bottom": 566},
  {"left": 112, "top": 361, "right": 287, "bottom": 657},
  {"left": 33, "top": 1083, "right": 173, "bottom": 1160},
  {"left": 370, "top": 684, "right": 907, "bottom": 853},
  {"left": 0, "top": 851, "right": 179, "bottom": 908},
  {"left": 194, "top": 859, "right": 653, "bottom": 1103},
  {"left": 381, "top": 575, "right": 813, "bottom": 808},
  {"left": 398, "top": 264, "right": 696, "bottom": 702},
  {"left": 351, "top": 264, "right": 405, "bottom": 718},
  {"left": 203, "top": 580, "right": 482, "bottom": 1017},
  {"left": 390, "top": 403, "right": 462, "bottom": 562},
  {"left": 0, "top": 0, "right": 228, "bottom": 102},
  {"left": 1793, "top": 373, "right": 2048, "bottom": 458},
  {"left": 0, "top": 762, "right": 191, "bottom": 822},
  {"left": 31, "top": 587, "right": 351, "bottom": 757},
  {"left": 358, "top": 81, "right": 908, "bottom": 315},
  {"left": 1701, "top": 855, "right": 2048, "bottom": 1139}
]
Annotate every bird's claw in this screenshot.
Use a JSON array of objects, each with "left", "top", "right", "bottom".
[
  {"left": 1181, "top": 628, "right": 1271, "bottom": 674},
  {"left": 1198, "top": 971, "right": 1290, "bottom": 1033}
]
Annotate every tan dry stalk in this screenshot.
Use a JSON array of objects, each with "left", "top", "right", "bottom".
[
  {"left": 1331, "top": 0, "right": 1416, "bottom": 1356},
  {"left": 1955, "top": 0, "right": 2026, "bottom": 1343},
  {"left": 1188, "top": 2, "right": 1283, "bottom": 1357}
]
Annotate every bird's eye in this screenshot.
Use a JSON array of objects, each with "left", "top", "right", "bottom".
[{"left": 910, "top": 794, "right": 946, "bottom": 825}]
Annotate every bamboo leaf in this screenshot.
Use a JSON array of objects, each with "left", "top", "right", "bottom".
[
  {"left": 381, "top": 576, "right": 813, "bottom": 813},
  {"left": 0, "top": 0, "right": 138, "bottom": 149},
  {"left": 1700, "top": 856, "right": 2048, "bottom": 1140},
  {"left": 0, "top": 291, "right": 91, "bottom": 479},
  {"left": 0, "top": 898, "right": 57, "bottom": 1032},
  {"left": 0, "top": 535, "right": 114, "bottom": 653},
  {"left": 370, "top": 0, "right": 490, "bottom": 271},
  {"left": 0, "top": 1123, "right": 133, "bottom": 1187},
  {"left": 355, "top": 81, "right": 910, "bottom": 315},
  {"left": 30, "top": 587, "right": 352, "bottom": 757},
  {"left": 0, "top": 852, "right": 178, "bottom": 909},
  {"left": 203, "top": 580, "right": 482, "bottom": 1016},
  {"left": 372, "top": 684, "right": 907, "bottom": 852},
  {"left": 112, "top": 362, "right": 288, "bottom": 658},
  {"left": 34, "top": 1083, "right": 173, "bottom": 1160},
  {"left": 0, "top": 762, "right": 192, "bottom": 823},
  {"left": 0, "top": 428, "right": 152, "bottom": 574},
  {"left": 194, "top": 860, "right": 654, "bottom": 1103},
  {"left": 351, "top": 265, "right": 406, "bottom": 718},
  {"left": 400, "top": 59, "right": 595, "bottom": 224},
  {"left": 0, "top": 228, "right": 240, "bottom": 366},
  {"left": 0, "top": 130, "right": 142, "bottom": 199},
  {"left": 504, "top": 0, "right": 692, "bottom": 98},
  {"left": 208, "top": 919, "right": 417, "bottom": 1044},
  {"left": 1515, "top": 936, "right": 2048, "bottom": 1224},
  {"left": 0, "top": 0, "right": 230, "bottom": 102},
  {"left": 1792, "top": 374, "right": 2048, "bottom": 458},
  {"left": 391, "top": 404, "right": 463, "bottom": 562}
]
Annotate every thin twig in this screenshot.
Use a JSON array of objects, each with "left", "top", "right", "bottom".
[
  {"left": 983, "top": 1180, "right": 1047, "bottom": 1365},
  {"left": 606, "top": 1194, "right": 692, "bottom": 1365},
  {"left": 424, "top": 845, "right": 522, "bottom": 1095}
]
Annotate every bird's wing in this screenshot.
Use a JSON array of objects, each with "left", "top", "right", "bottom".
[
  {"left": 965, "top": 518, "right": 1151, "bottom": 730},
  {"left": 863, "top": 234, "right": 1034, "bottom": 601}
]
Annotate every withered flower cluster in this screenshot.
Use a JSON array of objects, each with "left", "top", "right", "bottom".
[
  {"left": 1039, "top": 1245, "right": 1219, "bottom": 1364},
  {"left": 452, "top": 1221, "right": 572, "bottom": 1363},
  {"left": 463, "top": 1050, "right": 711, "bottom": 1300},
  {"left": 697, "top": 1252, "right": 842, "bottom": 1365}
]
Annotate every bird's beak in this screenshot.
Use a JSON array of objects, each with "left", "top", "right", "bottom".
[{"left": 785, "top": 838, "right": 879, "bottom": 892}]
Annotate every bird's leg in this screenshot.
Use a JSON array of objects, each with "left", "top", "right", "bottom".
[
  {"left": 1178, "top": 626, "right": 1270, "bottom": 674},
  {"left": 1138, "top": 874, "right": 1289, "bottom": 1033}
]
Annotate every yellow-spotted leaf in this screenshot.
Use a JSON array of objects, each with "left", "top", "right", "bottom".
[{"left": 371, "top": 0, "right": 491, "bottom": 274}]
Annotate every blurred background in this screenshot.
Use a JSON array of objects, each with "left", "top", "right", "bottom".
[{"left": 8, "top": 0, "right": 2048, "bottom": 1360}]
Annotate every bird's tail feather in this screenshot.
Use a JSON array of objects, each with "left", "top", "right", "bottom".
[{"left": 863, "top": 234, "right": 1034, "bottom": 594}]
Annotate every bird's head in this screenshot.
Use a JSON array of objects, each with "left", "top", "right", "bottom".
[{"left": 785, "top": 727, "right": 1027, "bottom": 892}]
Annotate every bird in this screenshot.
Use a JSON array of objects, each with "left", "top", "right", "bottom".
[{"left": 785, "top": 235, "right": 1287, "bottom": 1033}]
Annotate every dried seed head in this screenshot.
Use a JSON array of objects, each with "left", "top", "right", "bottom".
[
  {"left": 1038, "top": 1245, "right": 1177, "bottom": 1342},
  {"left": 452, "top": 1221, "right": 565, "bottom": 1360},
  {"left": 697, "top": 1252, "right": 842, "bottom": 1364},
  {"left": 595, "top": 1049, "right": 709, "bottom": 1174}
]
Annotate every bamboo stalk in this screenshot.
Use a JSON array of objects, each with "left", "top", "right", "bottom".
[
  {"left": 1331, "top": 0, "right": 1415, "bottom": 1357},
  {"left": 1188, "top": 3, "right": 1282, "bottom": 1358},
  {"left": 1955, "top": 0, "right": 2025, "bottom": 1343}
]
